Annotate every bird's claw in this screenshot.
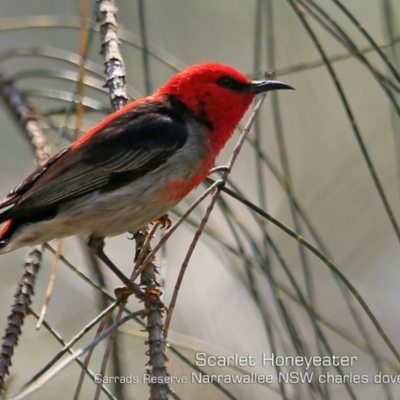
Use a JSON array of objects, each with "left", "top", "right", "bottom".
[
  {"left": 114, "top": 285, "right": 165, "bottom": 308},
  {"left": 152, "top": 213, "right": 172, "bottom": 230},
  {"left": 127, "top": 231, "right": 135, "bottom": 240},
  {"left": 114, "top": 286, "right": 132, "bottom": 298}
]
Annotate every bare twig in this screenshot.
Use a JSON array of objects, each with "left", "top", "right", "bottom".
[
  {"left": 7, "top": 310, "right": 146, "bottom": 400},
  {"left": 36, "top": 240, "right": 62, "bottom": 329},
  {"left": 131, "top": 179, "right": 223, "bottom": 281},
  {"left": 76, "top": 0, "right": 90, "bottom": 141},
  {"left": 29, "top": 309, "right": 117, "bottom": 400},
  {"left": 93, "top": 298, "right": 127, "bottom": 400},
  {"left": 134, "top": 228, "right": 169, "bottom": 400},
  {"left": 96, "top": 0, "right": 128, "bottom": 111},
  {"left": 0, "top": 246, "right": 43, "bottom": 391},
  {"left": 45, "top": 245, "right": 239, "bottom": 399},
  {"left": 133, "top": 223, "right": 160, "bottom": 273},
  {"left": 164, "top": 92, "right": 268, "bottom": 337},
  {"left": 210, "top": 181, "right": 400, "bottom": 364},
  {"left": 0, "top": 68, "right": 51, "bottom": 392},
  {"left": 21, "top": 300, "right": 120, "bottom": 392},
  {"left": 73, "top": 317, "right": 110, "bottom": 400},
  {"left": 79, "top": 238, "right": 127, "bottom": 400},
  {"left": 0, "top": 69, "right": 51, "bottom": 165}
]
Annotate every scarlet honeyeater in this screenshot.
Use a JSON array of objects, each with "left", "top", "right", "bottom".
[{"left": 0, "top": 62, "right": 293, "bottom": 253}]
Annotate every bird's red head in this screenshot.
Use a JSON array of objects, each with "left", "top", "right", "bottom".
[{"left": 155, "top": 62, "right": 293, "bottom": 154}]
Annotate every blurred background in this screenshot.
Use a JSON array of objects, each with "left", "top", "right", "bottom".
[{"left": 0, "top": 0, "right": 399, "bottom": 399}]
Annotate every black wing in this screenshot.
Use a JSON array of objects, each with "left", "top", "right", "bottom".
[{"left": 0, "top": 107, "right": 188, "bottom": 222}]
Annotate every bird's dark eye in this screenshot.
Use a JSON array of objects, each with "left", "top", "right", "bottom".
[
  {"left": 216, "top": 76, "right": 235, "bottom": 89},
  {"left": 216, "top": 75, "right": 249, "bottom": 91}
]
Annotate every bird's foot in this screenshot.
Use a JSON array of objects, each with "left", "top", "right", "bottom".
[
  {"left": 87, "top": 234, "right": 161, "bottom": 306},
  {"left": 114, "top": 284, "right": 165, "bottom": 307},
  {"left": 152, "top": 213, "right": 172, "bottom": 230}
]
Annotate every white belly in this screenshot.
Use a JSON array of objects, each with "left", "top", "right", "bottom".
[{"left": 1, "top": 175, "right": 177, "bottom": 253}]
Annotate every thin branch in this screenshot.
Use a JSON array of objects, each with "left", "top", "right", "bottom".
[
  {"left": 0, "top": 246, "right": 42, "bottom": 392},
  {"left": 211, "top": 181, "right": 400, "bottom": 364},
  {"left": 0, "top": 70, "right": 51, "bottom": 164},
  {"left": 0, "top": 69, "right": 51, "bottom": 393},
  {"left": 28, "top": 310, "right": 117, "bottom": 400},
  {"left": 21, "top": 300, "right": 120, "bottom": 390},
  {"left": 7, "top": 310, "right": 146, "bottom": 400},
  {"left": 133, "top": 229, "right": 169, "bottom": 400},
  {"left": 73, "top": 317, "right": 110, "bottom": 400},
  {"left": 331, "top": 0, "right": 400, "bottom": 83},
  {"left": 96, "top": 0, "right": 128, "bottom": 111},
  {"left": 45, "top": 244, "right": 239, "bottom": 400},
  {"left": 164, "top": 92, "right": 269, "bottom": 337},
  {"left": 93, "top": 299, "right": 127, "bottom": 400},
  {"left": 288, "top": 0, "right": 400, "bottom": 243},
  {"left": 35, "top": 240, "right": 62, "bottom": 329},
  {"left": 131, "top": 179, "right": 223, "bottom": 281}
]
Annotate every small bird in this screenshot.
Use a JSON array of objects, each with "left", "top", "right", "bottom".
[{"left": 0, "top": 62, "right": 293, "bottom": 255}]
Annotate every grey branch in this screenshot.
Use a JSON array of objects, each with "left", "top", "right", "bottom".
[
  {"left": 0, "top": 246, "right": 43, "bottom": 391},
  {"left": 0, "top": 69, "right": 51, "bottom": 392},
  {"left": 96, "top": 0, "right": 129, "bottom": 111},
  {"left": 0, "top": 71, "right": 51, "bottom": 165},
  {"left": 134, "top": 229, "right": 169, "bottom": 400}
]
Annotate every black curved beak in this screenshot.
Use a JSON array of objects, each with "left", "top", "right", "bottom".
[{"left": 247, "top": 80, "right": 294, "bottom": 94}]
